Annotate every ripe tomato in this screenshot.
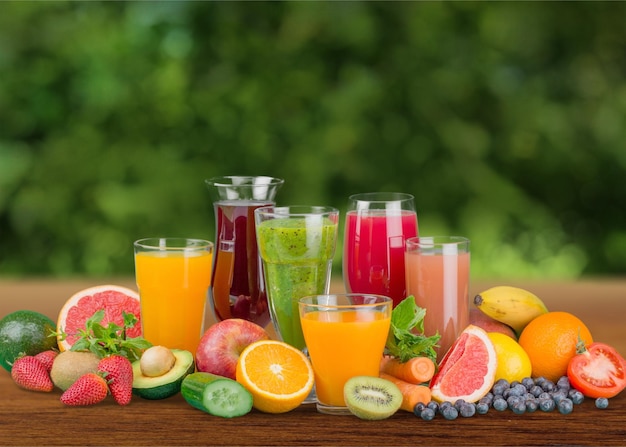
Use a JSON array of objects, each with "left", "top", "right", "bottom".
[{"left": 567, "top": 342, "right": 626, "bottom": 398}]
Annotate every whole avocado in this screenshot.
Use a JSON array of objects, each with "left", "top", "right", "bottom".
[{"left": 0, "top": 310, "right": 58, "bottom": 372}]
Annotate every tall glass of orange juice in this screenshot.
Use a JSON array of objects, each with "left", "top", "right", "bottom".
[
  {"left": 134, "top": 238, "right": 213, "bottom": 354},
  {"left": 299, "top": 294, "right": 392, "bottom": 415}
]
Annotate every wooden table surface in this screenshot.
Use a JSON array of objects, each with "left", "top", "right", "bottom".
[{"left": 1, "top": 277, "right": 625, "bottom": 446}]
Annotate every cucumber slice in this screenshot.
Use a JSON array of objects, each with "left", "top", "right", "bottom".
[{"left": 181, "top": 372, "right": 253, "bottom": 418}]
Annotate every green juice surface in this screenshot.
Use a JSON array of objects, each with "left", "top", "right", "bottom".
[{"left": 257, "top": 217, "right": 337, "bottom": 349}]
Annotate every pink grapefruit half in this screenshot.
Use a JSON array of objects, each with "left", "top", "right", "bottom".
[
  {"left": 57, "top": 285, "right": 142, "bottom": 351},
  {"left": 430, "top": 324, "right": 497, "bottom": 403}
]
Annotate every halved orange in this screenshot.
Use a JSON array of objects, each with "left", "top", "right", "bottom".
[
  {"left": 430, "top": 325, "right": 497, "bottom": 403},
  {"left": 235, "top": 340, "right": 314, "bottom": 413}
]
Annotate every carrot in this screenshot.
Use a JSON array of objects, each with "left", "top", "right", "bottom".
[
  {"left": 380, "top": 355, "right": 436, "bottom": 384},
  {"left": 380, "top": 372, "right": 431, "bottom": 412}
]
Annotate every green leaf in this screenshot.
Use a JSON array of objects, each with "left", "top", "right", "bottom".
[
  {"left": 69, "top": 309, "right": 152, "bottom": 360},
  {"left": 385, "top": 296, "right": 440, "bottom": 363}
]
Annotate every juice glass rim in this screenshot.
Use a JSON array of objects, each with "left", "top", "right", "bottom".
[
  {"left": 255, "top": 205, "right": 339, "bottom": 219},
  {"left": 204, "top": 175, "right": 285, "bottom": 188},
  {"left": 406, "top": 236, "right": 469, "bottom": 247},
  {"left": 299, "top": 293, "right": 392, "bottom": 311},
  {"left": 134, "top": 237, "right": 214, "bottom": 252},
  {"left": 348, "top": 192, "right": 414, "bottom": 204}
]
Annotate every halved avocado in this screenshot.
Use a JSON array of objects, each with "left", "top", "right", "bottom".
[{"left": 132, "top": 349, "right": 195, "bottom": 400}]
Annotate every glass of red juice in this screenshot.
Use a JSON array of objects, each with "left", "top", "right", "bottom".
[
  {"left": 405, "top": 236, "right": 470, "bottom": 359},
  {"left": 342, "top": 192, "right": 418, "bottom": 307},
  {"left": 205, "top": 176, "right": 284, "bottom": 326}
]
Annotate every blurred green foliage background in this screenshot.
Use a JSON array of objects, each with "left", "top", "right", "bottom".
[{"left": 1, "top": 2, "right": 625, "bottom": 280}]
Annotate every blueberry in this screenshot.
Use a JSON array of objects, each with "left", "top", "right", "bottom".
[
  {"left": 459, "top": 403, "right": 476, "bottom": 418},
  {"left": 420, "top": 407, "right": 436, "bottom": 421},
  {"left": 481, "top": 392, "right": 494, "bottom": 404},
  {"left": 525, "top": 400, "right": 538, "bottom": 413},
  {"left": 552, "top": 390, "right": 568, "bottom": 403},
  {"left": 427, "top": 401, "right": 439, "bottom": 412},
  {"left": 569, "top": 390, "right": 584, "bottom": 405},
  {"left": 557, "top": 398, "right": 574, "bottom": 415},
  {"left": 530, "top": 385, "right": 544, "bottom": 397},
  {"left": 595, "top": 397, "right": 609, "bottom": 409},
  {"left": 507, "top": 395, "right": 523, "bottom": 409},
  {"left": 476, "top": 401, "right": 490, "bottom": 415},
  {"left": 493, "top": 397, "right": 508, "bottom": 411},
  {"left": 538, "top": 392, "right": 551, "bottom": 401},
  {"left": 413, "top": 402, "right": 426, "bottom": 417},
  {"left": 454, "top": 399, "right": 466, "bottom": 411},
  {"left": 441, "top": 405, "right": 459, "bottom": 420},
  {"left": 522, "top": 377, "right": 535, "bottom": 390},
  {"left": 542, "top": 380, "right": 556, "bottom": 393},
  {"left": 510, "top": 384, "right": 527, "bottom": 397},
  {"left": 557, "top": 376, "right": 571, "bottom": 391},
  {"left": 492, "top": 379, "right": 510, "bottom": 396},
  {"left": 438, "top": 401, "right": 453, "bottom": 413},
  {"left": 510, "top": 401, "right": 526, "bottom": 415},
  {"left": 538, "top": 398, "right": 555, "bottom": 412}
]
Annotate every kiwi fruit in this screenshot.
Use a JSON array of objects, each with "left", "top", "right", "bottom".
[
  {"left": 343, "top": 376, "right": 402, "bottom": 420},
  {"left": 50, "top": 351, "right": 101, "bottom": 390}
]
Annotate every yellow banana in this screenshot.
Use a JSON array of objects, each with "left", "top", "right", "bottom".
[{"left": 473, "top": 286, "right": 548, "bottom": 335}]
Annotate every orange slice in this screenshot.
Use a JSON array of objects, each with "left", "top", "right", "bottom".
[
  {"left": 430, "top": 325, "right": 497, "bottom": 403},
  {"left": 235, "top": 340, "right": 314, "bottom": 413}
]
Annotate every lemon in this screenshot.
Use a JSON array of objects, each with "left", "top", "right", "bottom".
[{"left": 487, "top": 332, "right": 532, "bottom": 383}]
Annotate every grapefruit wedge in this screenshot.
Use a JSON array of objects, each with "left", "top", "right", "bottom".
[
  {"left": 430, "top": 325, "right": 497, "bottom": 403},
  {"left": 57, "top": 285, "right": 142, "bottom": 352}
]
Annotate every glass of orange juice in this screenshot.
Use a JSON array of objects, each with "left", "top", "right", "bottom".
[
  {"left": 134, "top": 238, "right": 213, "bottom": 354},
  {"left": 299, "top": 293, "right": 392, "bottom": 415}
]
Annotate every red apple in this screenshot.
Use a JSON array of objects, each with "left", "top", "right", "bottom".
[
  {"left": 195, "top": 318, "right": 270, "bottom": 380},
  {"left": 469, "top": 308, "right": 517, "bottom": 340}
]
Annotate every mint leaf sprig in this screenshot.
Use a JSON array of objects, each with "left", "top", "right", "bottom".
[
  {"left": 56, "top": 310, "right": 152, "bottom": 362},
  {"left": 385, "top": 295, "right": 440, "bottom": 363}
]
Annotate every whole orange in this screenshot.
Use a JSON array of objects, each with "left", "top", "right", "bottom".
[{"left": 518, "top": 311, "right": 593, "bottom": 383}]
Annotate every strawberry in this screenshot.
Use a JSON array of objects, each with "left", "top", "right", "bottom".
[
  {"left": 98, "top": 354, "right": 133, "bottom": 405},
  {"left": 11, "top": 355, "right": 54, "bottom": 392},
  {"left": 34, "top": 350, "right": 58, "bottom": 372},
  {"left": 60, "top": 373, "right": 108, "bottom": 406}
]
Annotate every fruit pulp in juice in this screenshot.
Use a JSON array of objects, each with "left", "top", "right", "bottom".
[
  {"left": 211, "top": 200, "right": 271, "bottom": 326},
  {"left": 257, "top": 218, "right": 337, "bottom": 350},
  {"left": 135, "top": 250, "right": 212, "bottom": 354},
  {"left": 301, "top": 310, "right": 391, "bottom": 407},
  {"left": 343, "top": 210, "right": 418, "bottom": 307},
  {"left": 405, "top": 250, "right": 470, "bottom": 359}
]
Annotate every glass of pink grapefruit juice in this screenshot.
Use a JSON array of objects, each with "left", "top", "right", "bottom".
[
  {"left": 134, "top": 238, "right": 213, "bottom": 354},
  {"left": 343, "top": 192, "right": 418, "bottom": 308},
  {"left": 405, "top": 236, "right": 470, "bottom": 360},
  {"left": 299, "top": 294, "right": 392, "bottom": 415}
]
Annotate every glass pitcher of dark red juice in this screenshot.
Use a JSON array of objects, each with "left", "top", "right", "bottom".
[{"left": 205, "top": 176, "right": 284, "bottom": 326}]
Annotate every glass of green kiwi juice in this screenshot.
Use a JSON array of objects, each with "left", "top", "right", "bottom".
[{"left": 254, "top": 205, "right": 339, "bottom": 403}]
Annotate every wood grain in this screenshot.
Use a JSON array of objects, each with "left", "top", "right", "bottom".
[{"left": 1, "top": 278, "right": 625, "bottom": 446}]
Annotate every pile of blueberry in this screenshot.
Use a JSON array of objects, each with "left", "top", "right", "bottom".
[{"left": 415, "top": 376, "right": 610, "bottom": 421}]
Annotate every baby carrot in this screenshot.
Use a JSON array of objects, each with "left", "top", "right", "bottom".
[
  {"left": 380, "top": 355, "right": 436, "bottom": 384},
  {"left": 380, "top": 372, "right": 432, "bottom": 412}
]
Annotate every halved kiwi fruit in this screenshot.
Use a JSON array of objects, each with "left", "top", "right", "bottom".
[{"left": 343, "top": 375, "right": 402, "bottom": 420}]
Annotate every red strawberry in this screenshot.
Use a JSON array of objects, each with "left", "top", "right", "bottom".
[
  {"left": 34, "top": 350, "right": 58, "bottom": 372},
  {"left": 98, "top": 355, "right": 133, "bottom": 405},
  {"left": 11, "top": 355, "right": 54, "bottom": 392},
  {"left": 60, "top": 373, "right": 108, "bottom": 406}
]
